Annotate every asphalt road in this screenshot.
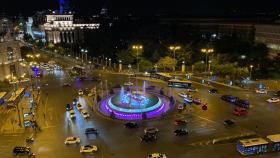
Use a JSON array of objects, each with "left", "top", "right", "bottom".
[{"left": 1, "top": 69, "right": 280, "bottom": 158}]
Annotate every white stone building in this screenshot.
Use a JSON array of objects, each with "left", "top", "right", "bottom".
[{"left": 43, "top": 13, "right": 100, "bottom": 44}]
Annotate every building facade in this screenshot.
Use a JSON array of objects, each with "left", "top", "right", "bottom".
[
  {"left": 43, "top": 13, "right": 100, "bottom": 44},
  {"left": 0, "top": 33, "right": 23, "bottom": 81},
  {"left": 255, "top": 24, "right": 280, "bottom": 50}
]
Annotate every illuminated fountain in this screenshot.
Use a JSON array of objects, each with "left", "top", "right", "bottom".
[{"left": 99, "top": 81, "right": 172, "bottom": 120}]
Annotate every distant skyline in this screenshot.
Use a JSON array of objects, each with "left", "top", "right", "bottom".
[{"left": 1, "top": 0, "right": 280, "bottom": 16}]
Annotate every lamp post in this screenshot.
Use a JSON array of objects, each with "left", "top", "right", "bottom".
[
  {"left": 250, "top": 65, "right": 254, "bottom": 79},
  {"left": 208, "top": 60, "right": 212, "bottom": 72},
  {"left": 132, "top": 45, "right": 143, "bottom": 73},
  {"left": 201, "top": 48, "right": 214, "bottom": 72},
  {"left": 169, "top": 45, "right": 181, "bottom": 72},
  {"left": 119, "top": 60, "right": 122, "bottom": 72},
  {"left": 154, "top": 64, "right": 158, "bottom": 72},
  {"left": 109, "top": 58, "right": 111, "bottom": 67}
]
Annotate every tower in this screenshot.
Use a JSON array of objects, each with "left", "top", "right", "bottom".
[{"left": 59, "top": 0, "right": 71, "bottom": 14}]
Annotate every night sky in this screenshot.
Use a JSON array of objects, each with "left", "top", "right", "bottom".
[{"left": 1, "top": 0, "right": 280, "bottom": 16}]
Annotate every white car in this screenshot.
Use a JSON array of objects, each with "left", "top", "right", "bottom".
[
  {"left": 69, "top": 110, "right": 76, "bottom": 119},
  {"left": 64, "top": 136, "right": 80, "bottom": 145},
  {"left": 148, "top": 153, "right": 167, "bottom": 158},
  {"left": 187, "top": 88, "right": 198, "bottom": 92},
  {"left": 124, "top": 82, "right": 133, "bottom": 86},
  {"left": 267, "top": 97, "right": 280, "bottom": 103},
  {"left": 78, "top": 89, "right": 83, "bottom": 95},
  {"left": 81, "top": 110, "right": 90, "bottom": 118},
  {"left": 256, "top": 89, "right": 267, "bottom": 94},
  {"left": 80, "top": 145, "right": 98, "bottom": 153},
  {"left": 184, "top": 97, "right": 193, "bottom": 103},
  {"left": 178, "top": 92, "right": 188, "bottom": 98},
  {"left": 77, "top": 103, "right": 83, "bottom": 111}
]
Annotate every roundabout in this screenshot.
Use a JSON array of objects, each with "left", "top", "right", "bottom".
[{"left": 99, "top": 86, "right": 173, "bottom": 120}]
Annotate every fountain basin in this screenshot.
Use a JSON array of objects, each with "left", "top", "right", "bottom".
[{"left": 108, "top": 93, "right": 162, "bottom": 113}]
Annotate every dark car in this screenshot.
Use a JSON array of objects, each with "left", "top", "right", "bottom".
[
  {"left": 208, "top": 89, "right": 218, "bottom": 94},
  {"left": 221, "top": 95, "right": 238, "bottom": 103},
  {"left": 174, "top": 119, "right": 188, "bottom": 125},
  {"left": 63, "top": 83, "right": 71, "bottom": 87},
  {"left": 144, "top": 127, "right": 159, "bottom": 135},
  {"left": 274, "top": 91, "right": 280, "bottom": 97},
  {"left": 12, "top": 146, "right": 31, "bottom": 156},
  {"left": 224, "top": 119, "right": 235, "bottom": 126},
  {"left": 140, "top": 133, "right": 157, "bottom": 142},
  {"left": 124, "top": 122, "right": 138, "bottom": 128},
  {"left": 66, "top": 104, "right": 73, "bottom": 111},
  {"left": 234, "top": 99, "right": 250, "bottom": 108},
  {"left": 174, "top": 129, "right": 188, "bottom": 136},
  {"left": 73, "top": 98, "right": 78, "bottom": 105},
  {"left": 85, "top": 128, "right": 99, "bottom": 135}
]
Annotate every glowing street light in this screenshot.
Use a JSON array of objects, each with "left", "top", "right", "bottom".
[
  {"left": 250, "top": 65, "right": 254, "bottom": 79},
  {"left": 201, "top": 48, "right": 214, "bottom": 72},
  {"left": 132, "top": 44, "right": 143, "bottom": 72},
  {"left": 169, "top": 45, "right": 181, "bottom": 72}
]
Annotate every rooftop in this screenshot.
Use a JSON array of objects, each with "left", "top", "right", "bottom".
[
  {"left": 267, "top": 134, "right": 280, "bottom": 142},
  {"left": 239, "top": 138, "right": 268, "bottom": 147}
]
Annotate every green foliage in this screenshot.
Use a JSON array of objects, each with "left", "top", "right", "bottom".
[
  {"left": 116, "top": 49, "right": 135, "bottom": 64},
  {"left": 139, "top": 59, "right": 153, "bottom": 71},
  {"left": 157, "top": 56, "right": 177, "bottom": 71}
]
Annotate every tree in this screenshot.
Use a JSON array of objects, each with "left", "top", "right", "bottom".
[
  {"left": 116, "top": 49, "right": 134, "bottom": 65},
  {"left": 156, "top": 56, "right": 177, "bottom": 71},
  {"left": 139, "top": 59, "right": 153, "bottom": 72}
]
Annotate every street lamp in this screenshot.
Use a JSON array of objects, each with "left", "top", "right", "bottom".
[
  {"left": 169, "top": 45, "right": 181, "bottom": 72},
  {"left": 250, "top": 65, "right": 254, "bottom": 79},
  {"left": 132, "top": 45, "right": 143, "bottom": 72},
  {"left": 201, "top": 48, "right": 214, "bottom": 72}
]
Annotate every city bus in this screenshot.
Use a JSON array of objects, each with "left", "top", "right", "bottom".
[
  {"left": 236, "top": 138, "right": 269, "bottom": 156},
  {"left": 0, "top": 92, "right": 6, "bottom": 105},
  {"left": 168, "top": 79, "right": 192, "bottom": 88},
  {"left": 267, "top": 134, "right": 280, "bottom": 152},
  {"left": 7, "top": 88, "right": 25, "bottom": 106}
]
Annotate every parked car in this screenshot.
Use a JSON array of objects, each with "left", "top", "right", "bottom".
[
  {"left": 148, "top": 153, "right": 167, "bottom": 158},
  {"left": 85, "top": 128, "right": 99, "bottom": 135},
  {"left": 64, "top": 136, "right": 80, "bottom": 145},
  {"left": 221, "top": 95, "right": 238, "bottom": 103},
  {"left": 233, "top": 107, "right": 248, "bottom": 116},
  {"left": 267, "top": 97, "right": 280, "bottom": 103},
  {"left": 208, "top": 89, "right": 218, "bottom": 94},
  {"left": 124, "top": 122, "right": 138, "bottom": 128},
  {"left": 80, "top": 145, "right": 98, "bottom": 153},
  {"left": 174, "top": 129, "right": 188, "bottom": 136}
]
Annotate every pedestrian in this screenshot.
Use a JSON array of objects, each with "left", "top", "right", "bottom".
[{"left": 255, "top": 125, "right": 258, "bottom": 133}]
